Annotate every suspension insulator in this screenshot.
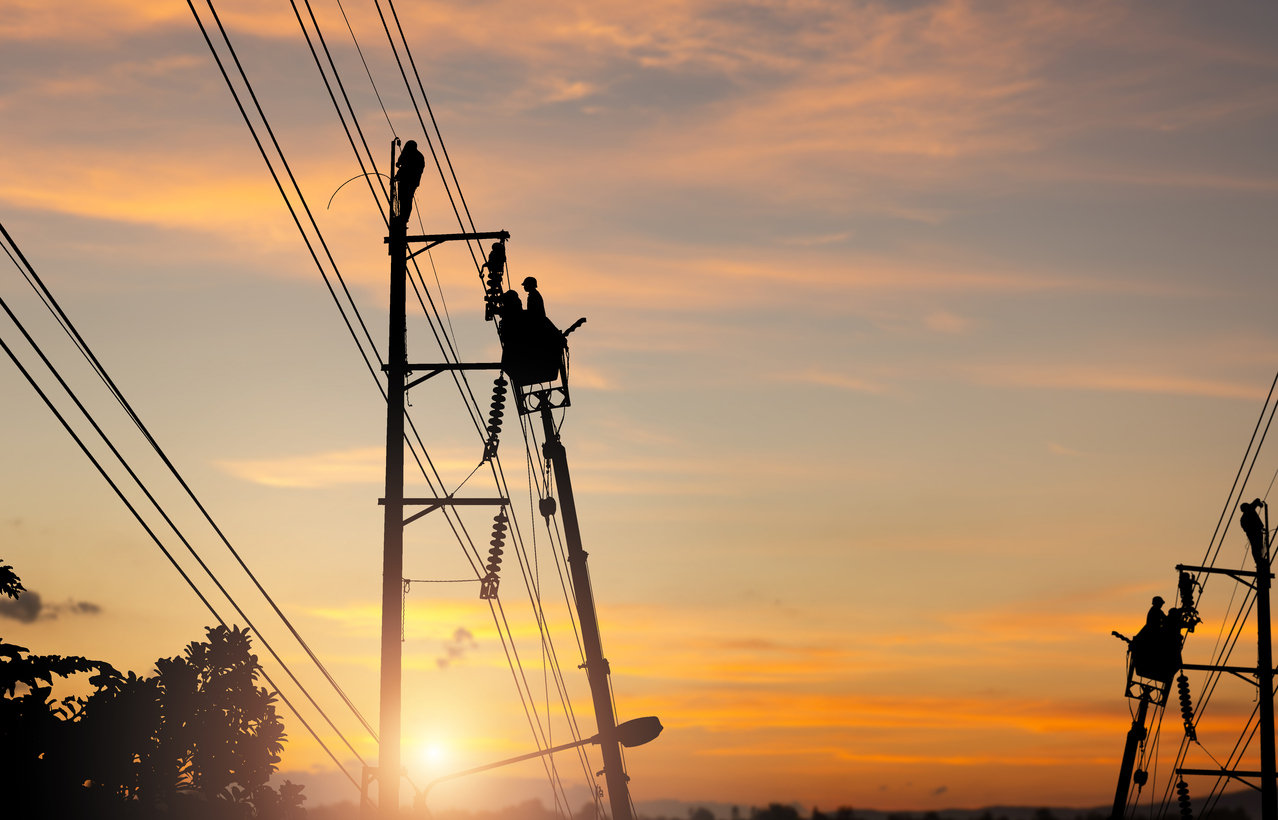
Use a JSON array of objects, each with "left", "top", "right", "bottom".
[
  {"left": 483, "top": 377, "right": 508, "bottom": 461},
  {"left": 479, "top": 510, "right": 508, "bottom": 600},
  {"left": 1177, "top": 675, "right": 1197, "bottom": 741},
  {"left": 1176, "top": 780, "right": 1192, "bottom": 819},
  {"left": 484, "top": 274, "right": 503, "bottom": 320}
]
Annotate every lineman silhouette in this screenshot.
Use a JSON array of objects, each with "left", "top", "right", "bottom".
[
  {"left": 1146, "top": 596, "right": 1166, "bottom": 630},
  {"left": 393, "top": 140, "right": 425, "bottom": 222},
  {"left": 1240, "top": 499, "right": 1267, "bottom": 562},
  {"left": 522, "top": 276, "right": 545, "bottom": 320},
  {"left": 484, "top": 241, "right": 507, "bottom": 276}
]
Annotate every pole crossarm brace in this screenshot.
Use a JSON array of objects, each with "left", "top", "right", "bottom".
[
  {"left": 379, "top": 496, "right": 508, "bottom": 527},
  {"left": 1178, "top": 769, "right": 1264, "bottom": 791},
  {"left": 385, "top": 229, "right": 510, "bottom": 247},
  {"left": 1182, "top": 662, "right": 1262, "bottom": 686},
  {"left": 379, "top": 497, "right": 509, "bottom": 505},
  {"left": 1177, "top": 563, "right": 1273, "bottom": 591},
  {"left": 385, "top": 362, "right": 503, "bottom": 391}
]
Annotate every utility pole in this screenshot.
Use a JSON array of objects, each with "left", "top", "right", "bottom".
[
  {"left": 540, "top": 407, "right": 632, "bottom": 820},
  {"left": 378, "top": 140, "right": 409, "bottom": 817},
  {"left": 1259, "top": 504, "right": 1276, "bottom": 820},
  {"left": 375, "top": 139, "right": 512, "bottom": 817},
  {"left": 1172, "top": 502, "right": 1276, "bottom": 820}
]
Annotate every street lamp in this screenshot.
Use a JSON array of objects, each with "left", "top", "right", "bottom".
[{"left": 417, "top": 717, "right": 664, "bottom": 802}]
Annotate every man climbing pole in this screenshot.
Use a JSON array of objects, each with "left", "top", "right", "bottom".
[
  {"left": 393, "top": 139, "right": 425, "bottom": 222},
  {"left": 1241, "top": 499, "right": 1268, "bottom": 563}
]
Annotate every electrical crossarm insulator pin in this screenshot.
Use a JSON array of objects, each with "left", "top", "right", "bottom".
[
  {"left": 479, "top": 509, "right": 508, "bottom": 600},
  {"left": 539, "top": 496, "right": 557, "bottom": 518},
  {"left": 1176, "top": 780, "right": 1193, "bottom": 820},
  {"left": 1177, "top": 675, "right": 1197, "bottom": 741},
  {"left": 483, "top": 377, "right": 508, "bottom": 461}
]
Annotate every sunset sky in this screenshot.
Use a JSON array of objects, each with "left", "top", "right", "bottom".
[{"left": 6, "top": 0, "right": 1278, "bottom": 812}]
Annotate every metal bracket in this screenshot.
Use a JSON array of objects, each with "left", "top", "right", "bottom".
[
  {"left": 1177, "top": 768, "right": 1263, "bottom": 791},
  {"left": 384, "top": 362, "right": 503, "bottom": 392},
  {"left": 517, "top": 384, "right": 571, "bottom": 416},
  {"left": 385, "top": 230, "right": 510, "bottom": 245},
  {"left": 1177, "top": 563, "right": 1273, "bottom": 592},
  {"left": 1182, "top": 662, "right": 1261, "bottom": 687},
  {"left": 1126, "top": 679, "right": 1168, "bottom": 706},
  {"left": 379, "top": 497, "right": 510, "bottom": 526}
]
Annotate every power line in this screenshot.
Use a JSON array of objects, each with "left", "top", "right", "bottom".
[
  {"left": 1, "top": 220, "right": 379, "bottom": 745},
  {"left": 0, "top": 308, "right": 363, "bottom": 794},
  {"left": 194, "top": 0, "right": 604, "bottom": 806}
]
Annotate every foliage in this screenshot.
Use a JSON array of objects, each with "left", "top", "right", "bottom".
[
  {"left": 0, "top": 557, "right": 24, "bottom": 600},
  {"left": 753, "top": 806, "right": 801, "bottom": 820},
  {"left": 0, "top": 563, "right": 306, "bottom": 818}
]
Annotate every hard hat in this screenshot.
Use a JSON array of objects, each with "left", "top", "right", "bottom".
[
  {"left": 1152, "top": 596, "right": 1165, "bottom": 606},
  {"left": 522, "top": 277, "right": 538, "bottom": 287}
]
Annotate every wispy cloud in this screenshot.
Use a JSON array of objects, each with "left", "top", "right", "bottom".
[
  {"left": 217, "top": 446, "right": 385, "bottom": 488},
  {"left": 1046, "top": 441, "right": 1085, "bottom": 457},
  {"left": 924, "top": 310, "right": 970, "bottom": 334},
  {"left": 777, "top": 368, "right": 890, "bottom": 394},
  {"left": 963, "top": 363, "right": 1267, "bottom": 400},
  {"left": 0, "top": 589, "right": 102, "bottom": 623},
  {"left": 216, "top": 446, "right": 480, "bottom": 488}
]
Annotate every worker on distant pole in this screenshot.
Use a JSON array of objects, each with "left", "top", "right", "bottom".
[
  {"left": 1242, "top": 499, "right": 1268, "bottom": 563},
  {"left": 522, "top": 276, "right": 544, "bottom": 320},
  {"left": 393, "top": 139, "right": 425, "bottom": 223}
]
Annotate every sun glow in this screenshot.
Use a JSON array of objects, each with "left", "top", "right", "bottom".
[{"left": 420, "top": 742, "right": 449, "bottom": 769}]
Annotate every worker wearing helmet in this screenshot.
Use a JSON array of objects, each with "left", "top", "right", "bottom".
[
  {"left": 1146, "top": 596, "right": 1166, "bottom": 631},
  {"left": 522, "top": 276, "right": 544, "bottom": 321}
]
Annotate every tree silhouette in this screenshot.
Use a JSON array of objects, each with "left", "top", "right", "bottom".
[{"left": 0, "top": 559, "right": 305, "bottom": 818}]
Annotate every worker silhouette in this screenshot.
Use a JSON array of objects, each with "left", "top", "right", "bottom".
[
  {"left": 522, "top": 276, "right": 545, "bottom": 320},
  {"left": 1130, "top": 595, "right": 1179, "bottom": 682},
  {"left": 1146, "top": 596, "right": 1165, "bottom": 631},
  {"left": 1241, "top": 499, "right": 1267, "bottom": 563},
  {"left": 484, "top": 241, "right": 507, "bottom": 277},
  {"left": 393, "top": 139, "right": 425, "bottom": 222},
  {"left": 496, "top": 290, "right": 524, "bottom": 331}
]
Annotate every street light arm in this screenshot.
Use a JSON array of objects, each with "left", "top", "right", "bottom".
[
  {"left": 420, "top": 734, "right": 599, "bottom": 799},
  {"left": 416, "top": 717, "right": 662, "bottom": 802}
]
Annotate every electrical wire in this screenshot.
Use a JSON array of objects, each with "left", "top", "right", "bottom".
[
  {"left": 0, "top": 315, "right": 364, "bottom": 795},
  {"left": 191, "top": 0, "right": 616, "bottom": 808},
  {"left": 0, "top": 221, "right": 380, "bottom": 745}
]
